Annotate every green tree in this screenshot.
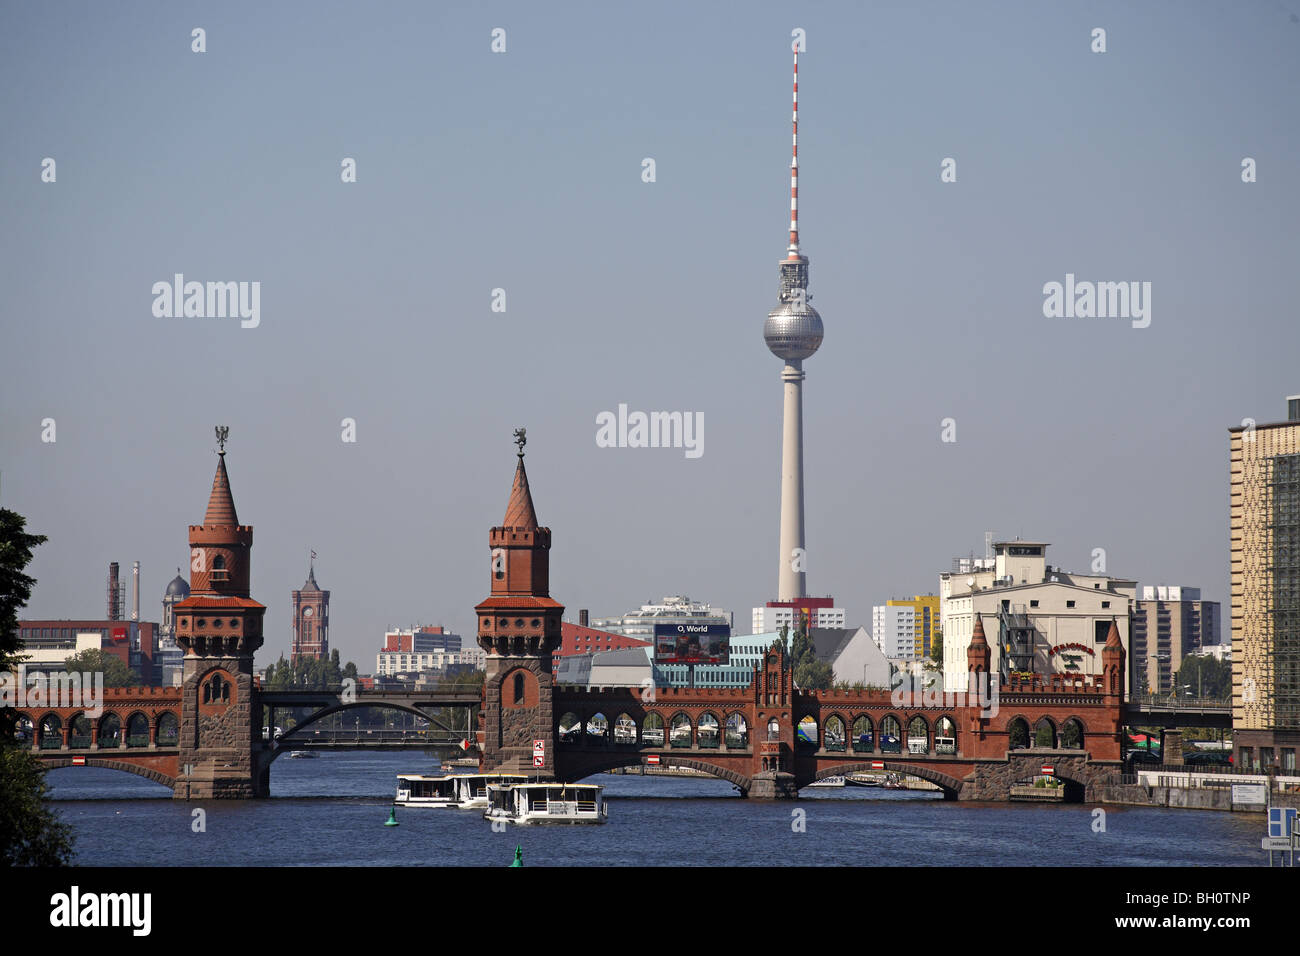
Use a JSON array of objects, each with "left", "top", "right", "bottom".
[
  {"left": 929, "top": 627, "right": 943, "bottom": 665},
  {"left": 1175, "top": 655, "right": 1230, "bottom": 698},
  {"left": 64, "top": 648, "right": 140, "bottom": 688},
  {"left": 0, "top": 508, "right": 74, "bottom": 866},
  {"left": 794, "top": 656, "right": 834, "bottom": 690}
]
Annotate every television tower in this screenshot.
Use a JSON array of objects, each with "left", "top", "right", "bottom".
[{"left": 764, "top": 46, "right": 823, "bottom": 602}]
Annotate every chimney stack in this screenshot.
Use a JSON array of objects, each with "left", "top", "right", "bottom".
[
  {"left": 108, "top": 562, "right": 120, "bottom": 620},
  {"left": 132, "top": 561, "right": 140, "bottom": 621},
  {"left": 579, "top": 609, "right": 589, "bottom": 627}
]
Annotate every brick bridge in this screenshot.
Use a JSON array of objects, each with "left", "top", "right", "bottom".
[
  {"left": 13, "top": 438, "right": 1128, "bottom": 802},
  {"left": 475, "top": 442, "right": 1129, "bottom": 800},
  {"left": 15, "top": 687, "right": 480, "bottom": 796}
]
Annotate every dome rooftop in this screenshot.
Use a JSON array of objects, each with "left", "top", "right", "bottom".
[
  {"left": 165, "top": 573, "right": 190, "bottom": 598},
  {"left": 764, "top": 301, "right": 823, "bottom": 362}
]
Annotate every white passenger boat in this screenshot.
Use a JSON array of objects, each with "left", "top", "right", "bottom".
[
  {"left": 395, "top": 772, "right": 527, "bottom": 809},
  {"left": 483, "top": 782, "right": 609, "bottom": 825},
  {"left": 807, "top": 775, "right": 845, "bottom": 788}
]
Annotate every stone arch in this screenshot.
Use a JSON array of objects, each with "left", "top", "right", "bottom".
[
  {"left": 824, "top": 714, "right": 846, "bottom": 751},
  {"left": 42, "top": 757, "right": 176, "bottom": 791},
  {"left": 125, "top": 711, "right": 150, "bottom": 747},
  {"left": 274, "top": 700, "right": 443, "bottom": 741},
  {"left": 557, "top": 711, "right": 581, "bottom": 743},
  {"left": 669, "top": 712, "right": 693, "bottom": 747},
  {"left": 724, "top": 712, "right": 748, "bottom": 748},
  {"left": 697, "top": 712, "right": 720, "bottom": 748},
  {"left": 809, "top": 762, "right": 962, "bottom": 798},
  {"left": 796, "top": 715, "right": 818, "bottom": 749},
  {"left": 612, "top": 712, "right": 637, "bottom": 745},
  {"left": 156, "top": 711, "right": 180, "bottom": 746},
  {"left": 68, "top": 713, "right": 93, "bottom": 749},
  {"left": 906, "top": 714, "right": 930, "bottom": 754},
  {"left": 1061, "top": 717, "right": 1085, "bottom": 749},
  {"left": 585, "top": 712, "right": 609, "bottom": 744},
  {"left": 934, "top": 715, "right": 957, "bottom": 754},
  {"left": 642, "top": 712, "right": 664, "bottom": 746},
  {"left": 1007, "top": 715, "right": 1031, "bottom": 751},
  {"left": 879, "top": 714, "right": 902, "bottom": 753},
  {"left": 766, "top": 717, "right": 780, "bottom": 741},
  {"left": 1034, "top": 716, "right": 1058, "bottom": 748},
  {"left": 37, "top": 712, "right": 63, "bottom": 749},
  {"left": 851, "top": 715, "right": 874, "bottom": 752},
  {"left": 98, "top": 712, "right": 122, "bottom": 748},
  {"left": 502, "top": 666, "right": 538, "bottom": 710},
  {"left": 560, "top": 751, "right": 750, "bottom": 792}
]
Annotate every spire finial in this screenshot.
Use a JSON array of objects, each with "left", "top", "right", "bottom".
[
  {"left": 513, "top": 427, "right": 527, "bottom": 459},
  {"left": 787, "top": 45, "right": 800, "bottom": 259},
  {"left": 215, "top": 425, "right": 229, "bottom": 455}
]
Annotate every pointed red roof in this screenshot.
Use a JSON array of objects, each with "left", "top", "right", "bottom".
[
  {"left": 502, "top": 457, "right": 538, "bottom": 529},
  {"left": 970, "top": 614, "right": 988, "bottom": 645},
  {"left": 204, "top": 454, "right": 240, "bottom": 526},
  {"left": 1105, "top": 618, "right": 1123, "bottom": 649}
]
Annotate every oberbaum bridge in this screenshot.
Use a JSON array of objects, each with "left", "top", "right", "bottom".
[{"left": 14, "top": 435, "right": 1232, "bottom": 802}]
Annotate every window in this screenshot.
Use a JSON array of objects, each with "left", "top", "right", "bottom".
[
  {"left": 1030, "top": 600, "right": 1039, "bottom": 608},
  {"left": 1066, "top": 601, "right": 1075, "bottom": 608},
  {"left": 1102, "top": 601, "right": 1110, "bottom": 609}
]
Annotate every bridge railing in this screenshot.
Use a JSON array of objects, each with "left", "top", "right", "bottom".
[{"left": 1126, "top": 694, "right": 1232, "bottom": 712}]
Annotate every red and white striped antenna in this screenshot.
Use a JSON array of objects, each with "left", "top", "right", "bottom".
[{"left": 787, "top": 46, "right": 800, "bottom": 259}]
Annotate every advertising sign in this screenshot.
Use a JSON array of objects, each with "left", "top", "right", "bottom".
[{"left": 653, "top": 623, "right": 730, "bottom": 665}]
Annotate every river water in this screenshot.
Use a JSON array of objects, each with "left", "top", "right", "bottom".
[{"left": 45, "top": 751, "right": 1265, "bottom": 867}]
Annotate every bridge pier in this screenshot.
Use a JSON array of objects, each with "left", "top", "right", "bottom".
[{"left": 749, "top": 770, "right": 798, "bottom": 800}]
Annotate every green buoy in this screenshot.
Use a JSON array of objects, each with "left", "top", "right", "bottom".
[
  {"left": 509, "top": 845, "right": 522, "bottom": 867},
  {"left": 384, "top": 804, "right": 400, "bottom": 827}
]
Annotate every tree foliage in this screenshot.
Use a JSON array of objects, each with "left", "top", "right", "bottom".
[
  {"left": 64, "top": 648, "right": 140, "bottom": 688},
  {"left": 264, "top": 652, "right": 358, "bottom": 690},
  {"left": 0, "top": 507, "right": 74, "bottom": 866},
  {"left": 1174, "top": 654, "right": 1231, "bottom": 698}
]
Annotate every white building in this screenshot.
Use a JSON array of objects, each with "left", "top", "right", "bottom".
[
  {"left": 939, "top": 540, "right": 1137, "bottom": 692},
  {"left": 375, "top": 647, "right": 485, "bottom": 678},
  {"left": 751, "top": 604, "right": 845, "bottom": 634},
  {"left": 591, "top": 595, "right": 733, "bottom": 640},
  {"left": 871, "top": 605, "right": 917, "bottom": 659}
]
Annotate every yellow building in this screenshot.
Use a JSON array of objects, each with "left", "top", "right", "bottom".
[{"left": 887, "top": 595, "right": 940, "bottom": 658}]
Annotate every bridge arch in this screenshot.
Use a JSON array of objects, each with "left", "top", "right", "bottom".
[
  {"left": 272, "top": 700, "right": 445, "bottom": 742},
  {"left": 809, "top": 762, "right": 962, "bottom": 799},
  {"left": 43, "top": 757, "right": 176, "bottom": 791},
  {"left": 1061, "top": 717, "right": 1085, "bottom": 749},
  {"left": 560, "top": 752, "right": 751, "bottom": 793},
  {"left": 1007, "top": 715, "right": 1031, "bottom": 750},
  {"left": 1033, "top": 716, "right": 1058, "bottom": 748},
  {"left": 98, "top": 712, "right": 122, "bottom": 748}
]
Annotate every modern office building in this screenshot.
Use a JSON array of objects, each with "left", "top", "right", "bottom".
[
  {"left": 872, "top": 604, "right": 917, "bottom": 659},
  {"left": 1131, "top": 586, "right": 1221, "bottom": 695},
  {"left": 17, "top": 620, "right": 159, "bottom": 684},
  {"left": 939, "top": 539, "right": 1137, "bottom": 693},
  {"left": 1229, "top": 395, "right": 1300, "bottom": 772},
  {"left": 591, "top": 595, "right": 732, "bottom": 640}
]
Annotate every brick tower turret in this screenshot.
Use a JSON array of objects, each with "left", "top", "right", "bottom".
[
  {"left": 475, "top": 431, "right": 564, "bottom": 775},
  {"left": 172, "top": 432, "right": 267, "bottom": 798}
]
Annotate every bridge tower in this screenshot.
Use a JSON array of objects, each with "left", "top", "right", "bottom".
[
  {"left": 966, "top": 613, "right": 992, "bottom": 744},
  {"left": 172, "top": 432, "right": 267, "bottom": 798},
  {"left": 475, "top": 431, "right": 564, "bottom": 776}
]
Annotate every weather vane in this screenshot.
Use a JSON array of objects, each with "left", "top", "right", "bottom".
[
  {"left": 513, "top": 427, "right": 526, "bottom": 458},
  {"left": 215, "top": 425, "right": 229, "bottom": 454}
]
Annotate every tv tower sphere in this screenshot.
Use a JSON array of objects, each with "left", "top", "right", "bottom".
[{"left": 764, "top": 297, "right": 823, "bottom": 362}]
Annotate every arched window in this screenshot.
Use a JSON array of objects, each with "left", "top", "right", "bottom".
[
  {"left": 907, "top": 716, "right": 929, "bottom": 754},
  {"left": 670, "top": 713, "right": 692, "bottom": 748},
  {"left": 935, "top": 716, "right": 957, "bottom": 754},
  {"left": 725, "top": 713, "right": 748, "bottom": 748},
  {"left": 1062, "top": 718, "right": 1084, "bottom": 749},
  {"left": 513, "top": 672, "right": 525, "bottom": 704},
  {"left": 767, "top": 718, "right": 780, "bottom": 742},
  {"left": 558, "top": 712, "right": 580, "bottom": 743},
  {"left": 697, "top": 713, "right": 720, "bottom": 748},
  {"left": 880, "top": 715, "right": 902, "bottom": 753},
  {"left": 1034, "top": 718, "right": 1057, "bottom": 748},
  {"left": 642, "top": 713, "right": 664, "bottom": 746},
  {"left": 211, "top": 554, "right": 229, "bottom": 583},
  {"left": 824, "top": 716, "right": 846, "bottom": 752},
  {"left": 796, "top": 716, "right": 818, "bottom": 749},
  {"left": 852, "top": 716, "right": 874, "bottom": 753},
  {"left": 1007, "top": 717, "right": 1030, "bottom": 750}
]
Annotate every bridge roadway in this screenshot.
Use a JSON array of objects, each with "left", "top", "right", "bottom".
[{"left": 1121, "top": 695, "right": 1232, "bottom": 729}]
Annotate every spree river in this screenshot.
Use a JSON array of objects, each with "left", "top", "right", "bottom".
[{"left": 46, "top": 751, "right": 1264, "bottom": 867}]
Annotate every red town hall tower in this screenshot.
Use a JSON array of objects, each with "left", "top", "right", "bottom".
[
  {"left": 291, "top": 562, "right": 329, "bottom": 662},
  {"left": 475, "top": 431, "right": 564, "bottom": 776},
  {"left": 172, "top": 433, "right": 267, "bottom": 798}
]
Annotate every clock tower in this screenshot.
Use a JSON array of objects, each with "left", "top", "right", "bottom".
[
  {"left": 172, "top": 430, "right": 267, "bottom": 798},
  {"left": 291, "top": 561, "right": 329, "bottom": 662}
]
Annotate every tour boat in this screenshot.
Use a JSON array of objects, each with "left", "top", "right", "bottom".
[
  {"left": 482, "top": 782, "right": 609, "bottom": 825},
  {"left": 394, "top": 772, "right": 528, "bottom": 809}
]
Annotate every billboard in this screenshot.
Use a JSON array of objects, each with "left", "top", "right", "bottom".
[{"left": 653, "top": 623, "right": 730, "bottom": 665}]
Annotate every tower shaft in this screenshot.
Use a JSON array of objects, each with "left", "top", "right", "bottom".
[{"left": 778, "top": 361, "right": 807, "bottom": 601}]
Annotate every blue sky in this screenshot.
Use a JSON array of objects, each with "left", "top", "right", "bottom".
[{"left": 2, "top": 1, "right": 1297, "bottom": 667}]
